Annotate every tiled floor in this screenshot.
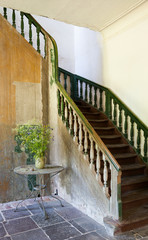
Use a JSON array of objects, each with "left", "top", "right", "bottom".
[{"left": 0, "top": 196, "right": 148, "bottom": 240}]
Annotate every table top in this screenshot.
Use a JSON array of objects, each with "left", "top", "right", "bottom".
[{"left": 14, "top": 164, "right": 64, "bottom": 175}]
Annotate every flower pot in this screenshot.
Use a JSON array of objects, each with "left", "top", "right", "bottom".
[{"left": 35, "top": 157, "right": 45, "bottom": 169}]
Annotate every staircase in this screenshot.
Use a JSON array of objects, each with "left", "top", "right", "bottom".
[{"left": 1, "top": 6, "right": 148, "bottom": 234}]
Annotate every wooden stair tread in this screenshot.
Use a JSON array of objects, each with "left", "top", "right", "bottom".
[
  {"left": 123, "top": 204, "right": 148, "bottom": 222},
  {"left": 94, "top": 127, "right": 115, "bottom": 130},
  {"left": 106, "top": 144, "right": 129, "bottom": 148},
  {"left": 88, "top": 119, "right": 108, "bottom": 122},
  {"left": 121, "top": 163, "right": 145, "bottom": 171},
  {"left": 122, "top": 175, "right": 148, "bottom": 186},
  {"left": 82, "top": 112, "right": 100, "bottom": 115},
  {"left": 122, "top": 188, "right": 148, "bottom": 203},
  {"left": 100, "top": 135, "right": 121, "bottom": 139},
  {"left": 113, "top": 153, "right": 137, "bottom": 159}
]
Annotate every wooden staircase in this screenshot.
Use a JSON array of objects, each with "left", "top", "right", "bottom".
[{"left": 75, "top": 99, "right": 148, "bottom": 232}]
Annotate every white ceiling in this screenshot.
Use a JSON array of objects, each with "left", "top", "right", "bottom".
[{"left": 0, "top": 0, "right": 146, "bottom": 31}]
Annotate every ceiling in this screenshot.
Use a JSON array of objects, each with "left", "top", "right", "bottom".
[{"left": 0, "top": 0, "right": 146, "bottom": 31}]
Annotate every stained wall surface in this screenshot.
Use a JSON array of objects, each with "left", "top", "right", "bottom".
[{"left": 0, "top": 14, "right": 42, "bottom": 202}]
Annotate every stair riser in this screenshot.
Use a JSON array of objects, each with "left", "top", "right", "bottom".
[
  {"left": 101, "top": 138, "right": 122, "bottom": 144},
  {"left": 108, "top": 147, "right": 129, "bottom": 154},
  {"left": 122, "top": 181, "right": 148, "bottom": 193},
  {"left": 122, "top": 197, "right": 148, "bottom": 210},
  {"left": 88, "top": 121, "right": 109, "bottom": 127},
  {"left": 122, "top": 168, "right": 145, "bottom": 177},
  {"left": 79, "top": 107, "right": 91, "bottom": 112},
  {"left": 117, "top": 157, "right": 136, "bottom": 165},
  {"left": 95, "top": 129, "right": 115, "bottom": 135},
  {"left": 82, "top": 114, "right": 101, "bottom": 119},
  {"left": 120, "top": 218, "right": 148, "bottom": 233}
]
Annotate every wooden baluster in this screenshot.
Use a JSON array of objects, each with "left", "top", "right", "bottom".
[
  {"left": 75, "top": 78, "right": 78, "bottom": 99},
  {"left": 36, "top": 26, "right": 41, "bottom": 54},
  {"left": 90, "top": 137, "right": 94, "bottom": 170},
  {"left": 99, "top": 89, "right": 103, "bottom": 111},
  {"left": 130, "top": 119, "right": 134, "bottom": 146},
  {"left": 73, "top": 114, "right": 78, "bottom": 144},
  {"left": 113, "top": 100, "right": 117, "bottom": 125},
  {"left": 96, "top": 144, "right": 102, "bottom": 185},
  {"left": 57, "top": 90, "right": 61, "bottom": 116},
  {"left": 119, "top": 106, "right": 122, "bottom": 132},
  {"left": 29, "top": 19, "right": 33, "bottom": 45},
  {"left": 78, "top": 120, "right": 83, "bottom": 151},
  {"left": 85, "top": 83, "right": 88, "bottom": 102},
  {"left": 12, "top": 9, "right": 16, "bottom": 28},
  {"left": 3, "top": 8, "right": 7, "bottom": 19},
  {"left": 124, "top": 112, "right": 128, "bottom": 138},
  {"left": 103, "top": 154, "right": 109, "bottom": 197},
  {"left": 69, "top": 107, "right": 74, "bottom": 136},
  {"left": 80, "top": 80, "right": 83, "bottom": 99},
  {"left": 61, "top": 95, "right": 65, "bottom": 122},
  {"left": 137, "top": 127, "right": 141, "bottom": 154},
  {"left": 109, "top": 98, "right": 112, "bottom": 120},
  {"left": 64, "top": 73, "right": 67, "bottom": 92},
  {"left": 144, "top": 134, "right": 147, "bottom": 163},
  {"left": 83, "top": 126, "right": 89, "bottom": 161},
  {"left": 65, "top": 100, "right": 69, "bottom": 128},
  {"left": 94, "top": 87, "right": 97, "bottom": 108},
  {"left": 20, "top": 12, "right": 24, "bottom": 37},
  {"left": 44, "top": 34, "right": 46, "bottom": 58},
  {"left": 89, "top": 85, "right": 92, "bottom": 105}
]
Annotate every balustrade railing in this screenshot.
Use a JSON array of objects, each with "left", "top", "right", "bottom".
[
  {"left": 0, "top": 7, "right": 46, "bottom": 58},
  {"left": 58, "top": 68, "right": 148, "bottom": 164},
  {"left": 57, "top": 81, "right": 122, "bottom": 219}
]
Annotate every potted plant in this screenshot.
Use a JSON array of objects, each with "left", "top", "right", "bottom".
[{"left": 14, "top": 120, "right": 53, "bottom": 169}]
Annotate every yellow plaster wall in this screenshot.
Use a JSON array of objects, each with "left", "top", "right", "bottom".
[
  {"left": 0, "top": 14, "right": 42, "bottom": 202},
  {"left": 102, "top": 2, "right": 148, "bottom": 125}
]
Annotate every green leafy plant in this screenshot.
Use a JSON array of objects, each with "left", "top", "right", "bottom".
[{"left": 14, "top": 120, "right": 53, "bottom": 159}]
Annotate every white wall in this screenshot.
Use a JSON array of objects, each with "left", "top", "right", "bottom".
[
  {"left": 34, "top": 15, "right": 103, "bottom": 84},
  {"left": 102, "top": 2, "right": 148, "bottom": 125}
]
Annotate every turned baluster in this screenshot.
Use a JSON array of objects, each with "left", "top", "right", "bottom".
[
  {"left": 118, "top": 106, "right": 122, "bottom": 132},
  {"left": 83, "top": 126, "right": 89, "bottom": 161},
  {"left": 96, "top": 144, "right": 102, "bottom": 185},
  {"left": 113, "top": 100, "right": 117, "bottom": 125},
  {"left": 130, "top": 119, "right": 134, "bottom": 146},
  {"left": 80, "top": 80, "right": 83, "bottom": 99},
  {"left": 12, "top": 9, "right": 16, "bottom": 28},
  {"left": 57, "top": 90, "right": 61, "bottom": 115},
  {"left": 85, "top": 83, "right": 88, "bottom": 102},
  {"left": 89, "top": 137, "right": 94, "bottom": 170},
  {"left": 73, "top": 114, "right": 78, "bottom": 144},
  {"left": 89, "top": 85, "right": 92, "bottom": 105},
  {"left": 78, "top": 120, "right": 83, "bottom": 151},
  {"left": 3, "top": 8, "right": 7, "bottom": 19},
  {"left": 61, "top": 95, "right": 65, "bottom": 122},
  {"left": 103, "top": 154, "right": 109, "bottom": 197},
  {"left": 99, "top": 89, "right": 103, "bottom": 111},
  {"left": 124, "top": 112, "right": 128, "bottom": 138},
  {"left": 144, "top": 134, "right": 147, "bottom": 163},
  {"left": 36, "top": 26, "right": 41, "bottom": 54},
  {"left": 64, "top": 73, "right": 67, "bottom": 92},
  {"left": 69, "top": 107, "right": 74, "bottom": 136},
  {"left": 64, "top": 100, "right": 69, "bottom": 128},
  {"left": 94, "top": 87, "right": 97, "bottom": 108},
  {"left": 20, "top": 12, "right": 24, "bottom": 37},
  {"left": 29, "top": 19, "right": 33, "bottom": 45},
  {"left": 137, "top": 127, "right": 141, "bottom": 154}
]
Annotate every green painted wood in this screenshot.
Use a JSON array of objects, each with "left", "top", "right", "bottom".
[
  {"left": 3, "top": 7, "right": 7, "bottom": 19},
  {"left": 70, "top": 75, "right": 74, "bottom": 99},
  {"left": 57, "top": 89, "right": 61, "bottom": 116},
  {"left": 124, "top": 112, "right": 128, "bottom": 139},
  {"left": 36, "top": 26, "right": 41, "bottom": 54},
  {"left": 20, "top": 12, "right": 24, "bottom": 37},
  {"left": 137, "top": 127, "right": 141, "bottom": 155},
  {"left": 144, "top": 134, "right": 148, "bottom": 163},
  {"left": 94, "top": 87, "right": 97, "bottom": 108},
  {"left": 113, "top": 100, "right": 117, "bottom": 125},
  {"left": 89, "top": 85, "right": 92, "bottom": 105},
  {"left": 61, "top": 95, "right": 65, "bottom": 122},
  {"left": 119, "top": 106, "right": 122, "bottom": 132},
  {"left": 130, "top": 119, "right": 134, "bottom": 146},
  {"left": 29, "top": 19, "right": 33, "bottom": 45},
  {"left": 117, "top": 182, "right": 122, "bottom": 220},
  {"left": 80, "top": 80, "right": 83, "bottom": 99},
  {"left": 99, "top": 89, "right": 103, "bottom": 111},
  {"left": 85, "top": 83, "right": 88, "bottom": 102},
  {"left": 12, "top": 9, "right": 16, "bottom": 28},
  {"left": 64, "top": 73, "right": 67, "bottom": 92},
  {"left": 58, "top": 71, "right": 61, "bottom": 83}
]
